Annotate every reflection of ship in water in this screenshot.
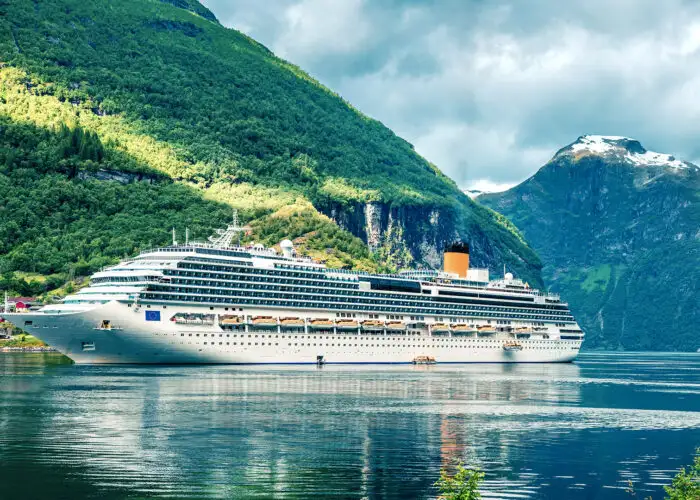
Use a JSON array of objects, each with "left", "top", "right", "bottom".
[
  {"left": 432, "top": 362, "right": 583, "bottom": 496},
  {"left": 18, "top": 363, "right": 582, "bottom": 498}
]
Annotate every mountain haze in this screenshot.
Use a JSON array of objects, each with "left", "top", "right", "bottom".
[
  {"left": 480, "top": 136, "right": 700, "bottom": 351},
  {"left": 0, "top": 0, "right": 542, "bottom": 296}
]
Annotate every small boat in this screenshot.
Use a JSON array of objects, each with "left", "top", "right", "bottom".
[
  {"left": 251, "top": 316, "right": 277, "bottom": 326},
  {"left": 431, "top": 323, "right": 450, "bottom": 332},
  {"left": 503, "top": 341, "right": 523, "bottom": 352},
  {"left": 413, "top": 355, "right": 436, "bottom": 365},
  {"left": 280, "top": 317, "right": 304, "bottom": 326},
  {"left": 361, "top": 320, "right": 384, "bottom": 330},
  {"left": 309, "top": 318, "right": 334, "bottom": 328},
  {"left": 386, "top": 321, "right": 406, "bottom": 330},
  {"left": 219, "top": 315, "right": 242, "bottom": 325},
  {"left": 452, "top": 324, "right": 475, "bottom": 332},
  {"left": 336, "top": 319, "right": 359, "bottom": 329}
]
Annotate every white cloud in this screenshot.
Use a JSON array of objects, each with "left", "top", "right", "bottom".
[
  {"left": 274, "top": 0, "right": 371, "bottom": 61},
  {"left": 202, "top": 0, "right": 700, "bottom": 189},
  {"left": 466, "top": 180, "right": 517, "bottom": 194}
]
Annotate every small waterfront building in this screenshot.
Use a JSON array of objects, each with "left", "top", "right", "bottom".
[{"left": 6, "top": 297, "right": 39, "bottom": 312}]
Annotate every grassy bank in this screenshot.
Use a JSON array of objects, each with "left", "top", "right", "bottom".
[{"left": 0, "top": 334, "right": 47, "bottom": 348}]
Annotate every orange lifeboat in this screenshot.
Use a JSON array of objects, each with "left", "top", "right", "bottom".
[
  {"left": 386, "top": 321, "right": 406, "bottom": 330},
  {"left": 309, "top": 318, "right": 334, "bottom": 328},
  {"left": 219, "top": 315, "right": 241, "bottom": 325},
  {"left": 336, "top": 319, "right": 359, "bottom": 329},
  {"left": 431, "top": 323, "right": 450, "bottom": 332},
  {"left": 251, "top": 316, "right": 277, "bottom": 326},
  {"left": 452, "top": 323, "right": 474, "bottom": 332},
  {"left": 361, "top": 320, "right": 384, "bottom": 330},
  {"left": 280, "top": 317, "right": 304, "bottom": 326},
  {"left": 477, "top": 324, "right": 496, "bottom": 333}
]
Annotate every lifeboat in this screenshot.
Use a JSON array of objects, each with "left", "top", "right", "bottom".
[
  {"left": 336, "top": 319, "right": 359, "bottom": 329},
  {"left": 280, "top": 317, "right": 304, "bottom": 326},
  {"left": 477, "top": 325, "right": 496, "bottom": 333},
  {"left": 219, "top": 315, "right": 241, "bottom": 325},
  {"left": 386, "top": 321, "right": 406, "bottom": 330},
  {"left": 309, "top": 318, "right": 334, "bottom": 328},
  {"left": 503, "top": 341, "right": 523, "bottom": 352},
  {"left": 361, "top": 320, "right": 384, "bottom": 330},
  {"left": 452, "top": 323, "right": 475, "bottom": 332},
  {"left": 514, "top": 326, "right": 533, "bottom": 333},
  {"left": 431, "top": 323, "right": 450, "bottom": 332},
  {"left": 251, "top": 316, "right": 277, "bottom": 326}
]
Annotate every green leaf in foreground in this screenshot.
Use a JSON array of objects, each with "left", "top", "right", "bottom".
[
  {"left": 435, "top": 462, "right": 484, "bottom": 500},
  {"left": 664, "top": 449, "right": 700, "bottom": 500}
]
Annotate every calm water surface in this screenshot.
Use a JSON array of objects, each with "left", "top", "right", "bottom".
[{"left": 0, "top": 352, "right": 698, "bottom": 499}]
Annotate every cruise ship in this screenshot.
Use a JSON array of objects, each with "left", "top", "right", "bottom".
[{"left": 1, "top": 217, "right": 584, "bottom": 364}]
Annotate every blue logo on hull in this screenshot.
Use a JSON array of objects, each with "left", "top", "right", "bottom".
[{"left": 145, "top": 310, "right": 161, "bottom": 322}]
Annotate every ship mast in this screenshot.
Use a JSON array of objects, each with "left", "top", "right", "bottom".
[{"left": 207, "top": 210, "right": 247, "bottom": 249}]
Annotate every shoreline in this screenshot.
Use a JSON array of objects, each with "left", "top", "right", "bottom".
[{"left": 0, "top": 346, "right": 57, "bottom": 353}]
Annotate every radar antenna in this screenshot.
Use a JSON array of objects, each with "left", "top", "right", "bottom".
[{"left": 207, "top": 210, "right": 249, "bottom": 248}]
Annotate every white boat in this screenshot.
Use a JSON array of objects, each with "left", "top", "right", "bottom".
[{"left": 0, "top": 218, "right": 584, "bottom": 364}]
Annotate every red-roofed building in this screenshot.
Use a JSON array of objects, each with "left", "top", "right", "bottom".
[{"left": 6, "top": 297, "right": 39, "bottom": 312}]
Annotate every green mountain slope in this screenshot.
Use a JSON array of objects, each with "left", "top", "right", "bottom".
[
  {"left": 480, "top": 136, "right": 700, "bottom": 351},
  {"left": 0, "top": 0, "right": 542, "bottom": 296}
]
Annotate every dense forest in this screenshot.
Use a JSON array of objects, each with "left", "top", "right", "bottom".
[{"left": 0, "top": 0, "right": 542, "bottom": 298}]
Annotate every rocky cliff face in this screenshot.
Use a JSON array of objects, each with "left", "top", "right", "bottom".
[
  {"left": 317, "top": 199, "right": 543, "bottom": 286},
  {"left": 480, "top": 136, "right": 700, "bottom": 351}
]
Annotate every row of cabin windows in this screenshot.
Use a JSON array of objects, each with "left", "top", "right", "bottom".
[
  {"left": 171, "top": 271, "right": 566, "bottom": 310},
  {"left": 141, "top": 293, "right": 575, "bottom": 322},
  {"left": 178, "top": 337, "right": 575, "bottom": 349},
  {"left": 179, "top": 262, "right": 326, "bottom": 281},
  {"left": 172, "top": 272, "right": 356, "bottom": 290},
  {"left": 175, "top": 265, "right": 564, "bottom": 306},
  {"left": 174, "top": 265, "right": 563, "bottom": 307},
  {"left": 150, "top": 285, "right": 572, "bottom": 317},
  {"left": 177, "top": 259, "right": 565, "bottom": 307},
  {"left": 181, "top": 333, "right": 568, "bottom": 342}
]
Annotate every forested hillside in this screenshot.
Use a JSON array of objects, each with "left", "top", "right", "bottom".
[{"left": 0, "top": 0, "right": 542, "bottom": 297}]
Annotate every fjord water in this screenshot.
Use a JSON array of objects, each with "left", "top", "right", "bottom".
[{"left": 0, "top": 353, "right": 698, "bottom": 499}]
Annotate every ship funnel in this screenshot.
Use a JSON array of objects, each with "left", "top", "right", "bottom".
[
  {"left": 280, "top": 239, "right": 294, "bottom": 258},
  {"left": 443, "top": 242, "right": 469, "bottom": 278}
]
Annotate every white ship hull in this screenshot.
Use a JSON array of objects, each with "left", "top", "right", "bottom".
[{"left": 5, "top": 302, "right": 581, "bottom": 364}]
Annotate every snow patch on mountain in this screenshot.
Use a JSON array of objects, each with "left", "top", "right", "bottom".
[{"left": 561, "top": 135, "right": 698, "bottom": 171}]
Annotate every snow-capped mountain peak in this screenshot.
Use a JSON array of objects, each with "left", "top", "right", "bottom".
[{"left": 555, "top": 135, "right": 698, "bottom": 171}]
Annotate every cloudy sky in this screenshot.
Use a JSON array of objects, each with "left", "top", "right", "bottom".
[{"left": 201, "top": 0, "right": 700, "bottom": 192}]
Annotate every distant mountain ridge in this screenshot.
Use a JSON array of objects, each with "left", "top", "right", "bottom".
[
  {"left": 480, "top": 135, "right": 700, "bottom": 351},
  {"left": 0, "top": 0, "right": 543, "bottom": 297},
  {"left": 554, "top": 135, "right": 698, "bottom": 171}
]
